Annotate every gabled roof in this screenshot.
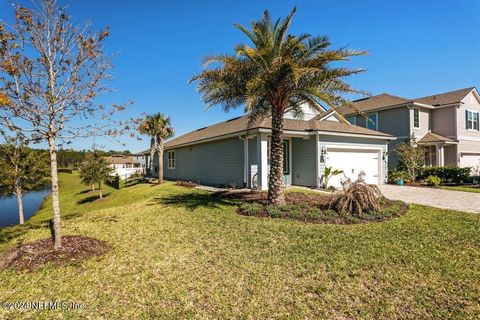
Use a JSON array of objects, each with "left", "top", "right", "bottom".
[
  {"left": 418, "top": 132, "right": 456, "bottom": 144},
  {"left": 337, "top": 94, "right": 412, "bottom": 116},
  {"left": 414, "top": 87, "right": 474, "bottom": 106},
  {"left": 164, "top": 115, "right": 392, "bottom": 149},
  {"left": 337, "top": 87, "right": 476, "bottom": 116},
  {"left": 133, "top": 149, "right": 150, "bottom": 156}
]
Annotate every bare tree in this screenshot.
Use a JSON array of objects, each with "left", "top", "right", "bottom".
[
  {"left": 0, "top": 0, "right": 129, "bottom": 249},
  {"left": 396, "top": 134, "right": 425, "bottom": 182}
]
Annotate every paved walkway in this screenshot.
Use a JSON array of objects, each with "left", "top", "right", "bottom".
[{"left": 379, "top": 184, "right": 480, "bottom": 213}]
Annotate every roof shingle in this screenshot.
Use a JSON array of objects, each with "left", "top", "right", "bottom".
[
  {"left": 337, "top": 94, "right": 412, "bottom": 116},
  {"left": 418, "top": 132, "right": 456, "bottom": 144},
  {"left": 164, "top": 115, "right": 391, "bottom": 149},
  {"left": 414, "top": 87, "right": 474, "bottom": 106}
]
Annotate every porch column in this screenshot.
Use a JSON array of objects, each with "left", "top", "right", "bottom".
[
  {"left": 436, "top": 144, "right": 445, "bottom": 167},
  {"left": 257, "top": 133, "right": 268, "bottom": 191}
]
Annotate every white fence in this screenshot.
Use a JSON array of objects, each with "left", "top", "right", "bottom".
[{"left": 112, "top": 167, "right": 145, "bottom": 180}]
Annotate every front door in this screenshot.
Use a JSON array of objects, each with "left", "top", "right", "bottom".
[
  {"left": 267, "top": 139, "right": 291, "bottom": 186},
  {"left": 283, "top": 140, "right": 291, "bottom": 186}
]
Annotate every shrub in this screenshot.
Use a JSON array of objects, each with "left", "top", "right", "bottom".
[
  {"left": 266, "top": 206, "right": 285, "bottom": 218},
  {"left": 425, "top": 175, "right": 441, "bottom": 187},
  {"left": 58, "top": 168, "right": 73, "bottom": 174},
  {"left": 417, "top": 166, "right": 470, "bottom": 184},
  {"left": 328, "top": 176, "right": 383, "bottom": 216},
  {"left": 239, "top": 203, "right": 264, "bottom": 216},
  {"left": 326, "top": 186, "right": 337, "bottom": 192},
  {"left": 175, "top": 180, "right": 198, "bottom": 188},
  {"left": 305, "top": 208, "right": 323, "bottom": 220},
  {"left": 388, "top": 170, "right": 407, "bottom": 183},
  {"left": 284, "top": 205, "right": 303, "bottom": 219}
]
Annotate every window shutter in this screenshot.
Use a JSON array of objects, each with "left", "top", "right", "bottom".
[{"left": 466, "top": 110, "right": 469, "bottom": 129}]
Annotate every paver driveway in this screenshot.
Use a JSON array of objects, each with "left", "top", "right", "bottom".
[{"left": 379, "top": 184, "right": 480, "bottom": 213}]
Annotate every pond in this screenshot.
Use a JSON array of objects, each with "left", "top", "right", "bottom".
[{"left": 0, "top": 188, "right": 51, "bottom": 228}]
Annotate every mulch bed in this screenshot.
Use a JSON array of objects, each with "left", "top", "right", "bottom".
[
  {"left": 217, "top": 190, "right": 408, "bottom": 224},
  {"left": 217, "top": 190, "right": 330, "bottom": 207},
  {"left": 0, "top": 235, "right": 110, "bottom": 272}
]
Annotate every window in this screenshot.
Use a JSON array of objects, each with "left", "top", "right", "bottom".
[
  {"left": 466, "top": 110, "right": 479, "bottom": 131},
  {"left": 346, "top": 115, "right": 356, "bottom": 125},
  {"left": 168, "top": 150, "right": 175, "bottom": 169},
  {"left": 367, "top": 113, "right": 378, "bottom": 131},
  {"left": 413, "top": 109, "right": 420, "bottom": 128}
]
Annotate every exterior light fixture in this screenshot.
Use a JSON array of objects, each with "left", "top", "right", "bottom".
[{"left": 320, "top": 148, "right": 327, "bottom": 163}]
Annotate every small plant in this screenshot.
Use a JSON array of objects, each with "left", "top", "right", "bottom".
[
  {"left": 238, "top": 203, "right": 264, "bottom": 216},
  {"left": 388, "top": 170, "right": 406, "bottom": 184},
  {"left": 425, "top": 175, "right": 441, "bottom": 187},
  {"left": 305, "top": 208, "right": 323, "bottom": 221},
  {"left": 266, "top": 206, "right": 285, "bottom": 218},
  {"left": 175, "top": 180, "right": 198, "bottom": 188},
  {"left": 322, "top": 167, "right": 344, "bottom": 189},
  {"left": 326, "top": 186, "right": 337, "bottom": 192},
  {"left": 329, "top": 175, "right": 383, "bottom": 216},
  {"left": 284, "top": 205, "right": 302, "bottom": 219}
]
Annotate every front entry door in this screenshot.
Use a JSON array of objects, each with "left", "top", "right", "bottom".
[{"left": 267, "top": 139, "right": 291, "bottom": 187}]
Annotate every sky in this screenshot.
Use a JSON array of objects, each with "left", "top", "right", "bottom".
[{"left": 1, "top": 0, "right": 479, "bottom": 152}]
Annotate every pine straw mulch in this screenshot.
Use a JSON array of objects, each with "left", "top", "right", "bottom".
[
  {"left": 0, "top": 235, "right": 110, "bottom": 272},
  {"left": 217, "top": 190, "right": 408, "bottom": 224},
  {"left": 216, "top": 190, "right": 330, "bottom": 207}
]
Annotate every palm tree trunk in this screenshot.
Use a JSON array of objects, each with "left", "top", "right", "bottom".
[
  {"left": 149, "top": 137, "right": 155, "bottom": 183},
  {"left": 48, "top": 137, "right": 62, "bottom": 249},
  {"left": 157, "top": 142, "right": 164, "bottom": 184},
  {"left": 15, "top": 188, "right": 24, "bottom": 225},
  {"left": 267, "top": 109, "right": 286, "bottom": 205}
]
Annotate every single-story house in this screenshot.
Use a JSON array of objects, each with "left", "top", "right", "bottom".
[
  {"left": 105, "top": 154, "right": 145, "bottom": 179},
  {"left": 154, "top": 105, "right": 394, "bottom": 189}
]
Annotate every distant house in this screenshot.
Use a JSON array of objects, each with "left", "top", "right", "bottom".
[
  {"left": 105, "top": 154, "right": 144, "bottom": 179},
  {"left": 338, "top": 87, "right": 480, "bottom": 172},
  {"left": 132, "top": 150, "right": 150, "bottom": 173},
  {"left": 153, "top": 104, "right": 394, "bottom": 189}
]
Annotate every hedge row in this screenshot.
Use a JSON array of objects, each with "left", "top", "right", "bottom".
[{"left": 416, "top": 166, "right": 471, "bottom": 184}]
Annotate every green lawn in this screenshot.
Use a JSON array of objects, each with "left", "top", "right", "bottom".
[
  {"left": 439, "top": 185, "right": 480, "bottom": 194},
  {"left": 0, "top": 174, "right": 479, "bottom": 319}
]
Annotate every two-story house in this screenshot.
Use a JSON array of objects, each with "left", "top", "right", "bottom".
[{"left": 338, "top": 87, "right": 480, "bottom": 172}]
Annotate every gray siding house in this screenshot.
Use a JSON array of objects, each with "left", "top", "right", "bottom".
[
  {"left": 154, "top": 106, "right": 393, "bottom": 190},
  {"left": 338, "top": 87, "right": 480, "bottom": 172}
]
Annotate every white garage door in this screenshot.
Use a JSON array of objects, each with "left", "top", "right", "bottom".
[
  {"left": 326, "top": 148, "right": 381, "bottom": 188},
  {"left": 460, "top": 154, "right": 480, "bottom": 174}
]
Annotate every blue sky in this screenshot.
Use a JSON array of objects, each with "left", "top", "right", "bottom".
[{"left": 1, "top": 0, "right": 479, "bottom": 152}]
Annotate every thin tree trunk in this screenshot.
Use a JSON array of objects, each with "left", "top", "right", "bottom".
[
  {"left": 267, "top": 110, "right": 286, "bottom": 205},
  {"left": 15, "top": 188, "right": 24, "bottom": 225},
  {"left": 48, "top": 137, "right": 62, "bottom": 249},
  {"left": 157, "top": 142, "right": 164, "bottom": 184},
  {"left": 149, "top": 137, "right": 155, "bottom": 183},
  {"left": 98, "top": 182, "right": 103, "bottom": 199}
]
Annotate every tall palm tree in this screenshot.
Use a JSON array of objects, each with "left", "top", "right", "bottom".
[
  {"left": 191, "top": 7, "right": 367, "bottom": 205},
  {"left": 138, "top": 113, "right": 175, "bottom": 184}
]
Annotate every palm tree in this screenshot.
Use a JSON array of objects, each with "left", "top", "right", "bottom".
[
  {"left": 190, "top": 7, "right": 367, "bottom": 205},
  {"left": 138, "top": 113, "right": 175, "bottom": 184}
]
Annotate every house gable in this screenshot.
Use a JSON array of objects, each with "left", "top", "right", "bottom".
[{"left": 284, "top": 103, "right": 324, "bottom": 121}]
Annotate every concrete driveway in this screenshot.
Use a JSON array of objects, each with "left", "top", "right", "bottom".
[{"left": 379, "top": 184, "right": 480, "bottom": 213}]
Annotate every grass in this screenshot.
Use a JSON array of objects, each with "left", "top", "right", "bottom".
[
  {"left": 30, "top": 172, "right": 167, "bottom": 223},
  {"left": 0, "top": 174, "right": 479, "bottom": 318},
  {"left": 439, "top": 185, "right": 480, "bottom": 194}
]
